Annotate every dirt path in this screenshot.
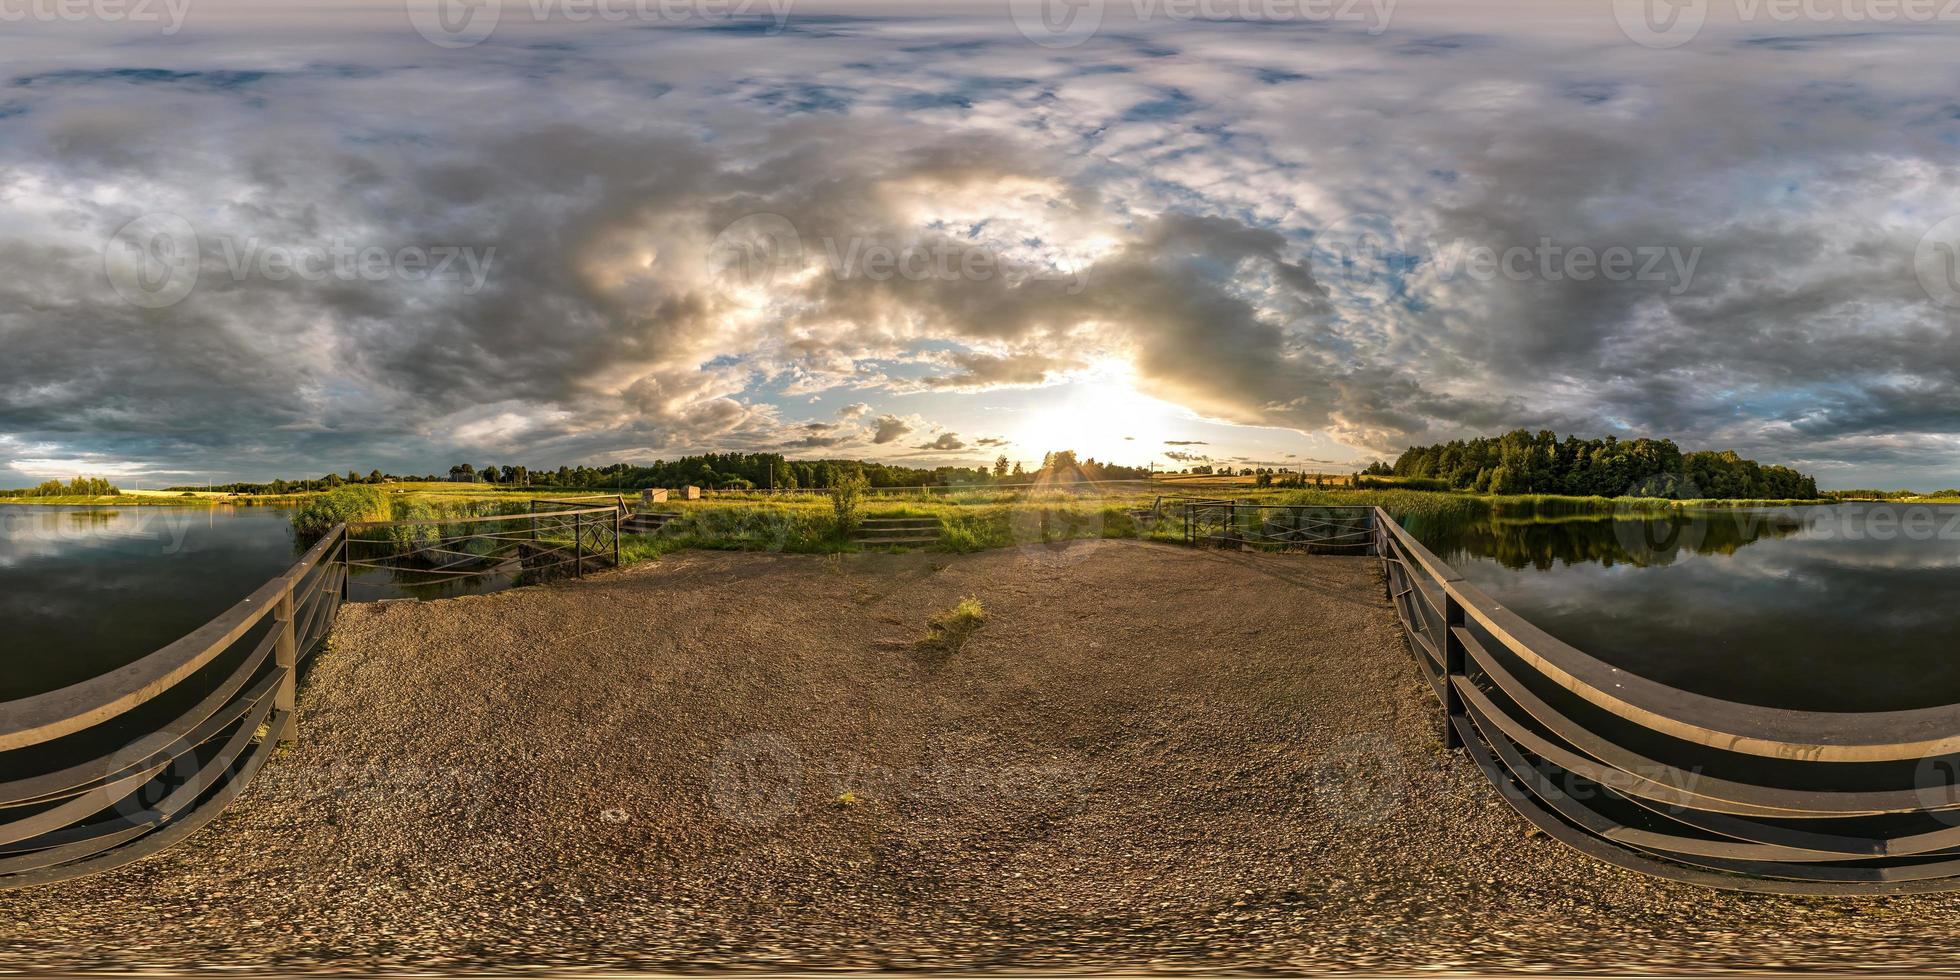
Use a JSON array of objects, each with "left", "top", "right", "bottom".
[{"left": 3, "top": 540, "right": 1957, "bottom": 973}]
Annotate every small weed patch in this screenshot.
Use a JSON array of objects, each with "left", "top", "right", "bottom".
[{"left": 920, "top": 596, "right": 986, "bottom": 658}]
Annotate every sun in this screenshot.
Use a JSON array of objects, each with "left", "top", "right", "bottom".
[{"left": 1009, "top": 374, "right": 1185, "bottom": 465}]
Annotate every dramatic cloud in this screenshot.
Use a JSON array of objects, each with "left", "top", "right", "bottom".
[
  {"left": 916, "top": 433, "right": 966, "bottom": 451},
  {"left": 870, "top": 416, "right": 914, "bottom": 445},
  {"left": 0, "top": 9, "right": 1956, "bottom": 485}
]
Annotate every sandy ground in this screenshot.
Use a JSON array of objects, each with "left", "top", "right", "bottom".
[{"left": 2, "top": 540, "right": 1958, "bottom": 973}]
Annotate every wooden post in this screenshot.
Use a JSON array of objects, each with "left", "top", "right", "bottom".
[
  {"left": 274, "top": 589, "right": 298, "bottom": 744},
  {"left": 1442, "top": 590, "right": 1466, "bottom": 750}
]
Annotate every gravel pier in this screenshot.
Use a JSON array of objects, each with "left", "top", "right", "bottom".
[{"left": 3, "top": 540, "right": 1957, "bottom": 973}]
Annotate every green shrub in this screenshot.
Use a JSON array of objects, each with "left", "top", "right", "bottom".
[
  {"left": 830, "top": 474, "right": 867, "bottom": 539},
  {"left": 291, "top": 485, "right": 389, "bottom": 537}
]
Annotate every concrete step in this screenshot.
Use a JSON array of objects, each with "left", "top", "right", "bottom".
[
  {"left": 861, "top": 517, "right": 939, "bottom": 526},
  {"left": 622, "top": 512, "right": 682, "bottom": 534},
  {"left": 855, "top": 535, "right": 941, "bottom": 545}
]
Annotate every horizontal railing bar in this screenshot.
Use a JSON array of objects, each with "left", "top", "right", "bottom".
[
  {"left": 0, "top": 673, "right": 280, "bottom": 860},
  {"left": 1458, "top": 678, "right": 1960, "bottom": 860},
  {"left": 1373, "top": 508, "right": 1960, "bottom": 763},
  {"left": 1449, "top": 712, "right": 1960, "bottom": 895},
  {"left": 348, "top": 506, "right": 614, "bottom": 530},
  {"left": 0, "top": 704, "right": 287, "bottom": 887},
  {"left": 0, "top": 626, "right": 280, "bottom": 808},
  {"left": 0, "top": 525, "right": 346, "bottom": 753},
  {"left": 1461, "top": 700, "right": 1935, "bottom": 872},
  {"left": 1454, "top": 629, "right": 1960, "bottom": 817}
]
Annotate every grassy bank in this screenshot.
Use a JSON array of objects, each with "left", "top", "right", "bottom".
[{"left": 0, "top": 494, "right": 219, "bottom": 507}]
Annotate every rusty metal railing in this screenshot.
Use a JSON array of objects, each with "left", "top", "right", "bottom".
[{"left": 1372, "top": 506, "right": 1960, "bottom": 894}]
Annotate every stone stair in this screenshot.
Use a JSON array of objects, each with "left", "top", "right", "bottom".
[
  {"left": 621, "top": 511, "right": 682, "bottom": 535},
  {"left": 852, "top": 516, "right": 942, "bottom": 547}
]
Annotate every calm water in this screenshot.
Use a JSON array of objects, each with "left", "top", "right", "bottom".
[
  {"left": 0, "top": 504, "right": 508, "bottom": 701},
  {"left": 11, "top": 501, "right": 1958, "bottom": 715},
  {"left": 0, "top": 506, "right": 303, "bottom": 701},
  {"left": 1403, "top": 502, "right": 1960, "bottom": 712}
]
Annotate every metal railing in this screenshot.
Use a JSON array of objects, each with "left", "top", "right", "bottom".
[
  {"left": 347, "top": 505, "right": 621, "bottom": 595},
  {"left": 1372, "top": 506, "right": 1960, "bottom": 894},
  {"left": 0, "top": 504, "right": 628, "bottom": 890},
  {"left": 1182, "top": 501, "right": 1376, "bottom": 552},
  {"left": 0, "top": 525, "right": 348, "bottom": 890}
]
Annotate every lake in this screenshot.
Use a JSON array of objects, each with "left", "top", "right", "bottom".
[
  {"left": 9, "top": 500, "right": 1958, "bottom": 715},
  {"left": 1402, "top": 501, "right": 1960, "bottom": 712},
  {"left": 0, "top": 505, "right": 513, "bottom": 701}
]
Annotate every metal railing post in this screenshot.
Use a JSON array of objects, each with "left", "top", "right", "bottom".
[
  {"left": 1441, "top": 589, "right": 1466, "bottom": 750},
  {"left": 274, "top": 588, "right": 298, "bottom": 744},
  {"left": 612, "top": 509, "right": 621, "bottom": 568},
  {"left": 574, "top": 511, "right": 585, "bottom": 578}
]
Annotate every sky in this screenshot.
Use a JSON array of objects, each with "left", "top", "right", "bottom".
[{"left": 2, "top": 1, "right": 1959, "bottom": 489}]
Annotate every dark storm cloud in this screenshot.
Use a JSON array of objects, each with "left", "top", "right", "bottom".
[{"left": 1, "top": 13, "right": 1957, "bottom": 485}]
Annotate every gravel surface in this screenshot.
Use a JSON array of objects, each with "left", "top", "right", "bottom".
[{"left": 3, "top": 539, "right": 1958, "bottom": 974}]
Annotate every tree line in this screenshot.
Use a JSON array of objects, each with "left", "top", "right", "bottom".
[
  {"left": 1370, "top": 430, "right": 1820, "bottom": 500},
  {"left": 0, "top": 477, "right": 122, "bottom": 498},
  {"left": 177, "top": 451, "right": 1159, "bottom": 496}
]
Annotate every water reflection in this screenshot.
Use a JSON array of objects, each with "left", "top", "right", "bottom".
[
  {"left": 1404, "top": 502, "right": 1960, "bottom": 712},
  {"left": 0, "top": 506, "right": 301, "bottom": 700},
  {"left": 1406, "top": 505, "right": 1805, "bottom": 570}
]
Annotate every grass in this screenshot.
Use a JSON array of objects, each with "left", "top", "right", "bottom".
[
  {"left": 920, "top": 596, "right": 986, "bottom": 658},
  {"left": 0, "top": 492, "right": 243, "bottom": 507}
]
